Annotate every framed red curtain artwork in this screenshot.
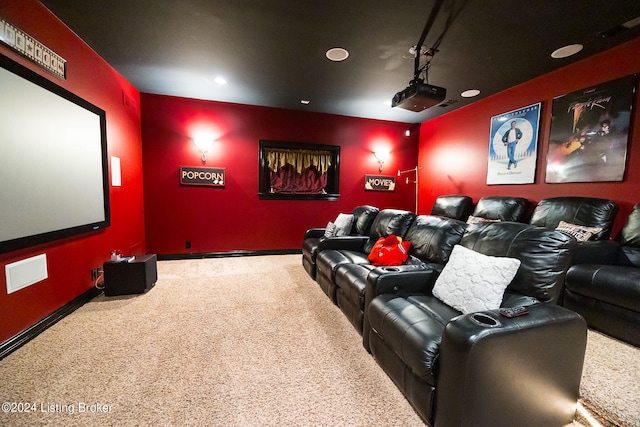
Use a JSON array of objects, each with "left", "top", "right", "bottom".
[{"left": 258, "top": 140, "right": 340, "bottom": 200}]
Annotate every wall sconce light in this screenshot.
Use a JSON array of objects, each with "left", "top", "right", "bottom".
[
  {"left": 193, "top": 137, "right": 214, "bottom": 162},
  {"left": 373, "top": 150, "right": 390, "bottom": 172}
]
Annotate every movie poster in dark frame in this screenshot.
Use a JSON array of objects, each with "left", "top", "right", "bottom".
[
  {"left": 486, "top": 102, "right": 541, "bottom": 185},
  {"left": 545, "top": 75, "right": 636, "bottom": 183}
]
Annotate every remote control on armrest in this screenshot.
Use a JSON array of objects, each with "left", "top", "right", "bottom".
[{"left": 499, "top": 306, "right": 529, "bottom": 318}]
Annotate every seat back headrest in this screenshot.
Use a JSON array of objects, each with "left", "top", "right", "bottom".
[
  {"left": 461, "top": 221, "right": 575, "bottom": 304},
  {"left": 430, "top": 195, "right": 474, "bottom": 221},
  {"left": 472, "top": 196, "right": 531, "bottom": 222},
  {"left": 364, "top": 209, "right": 416, "bottom": 253},
  {"left": 350, "top": 205, "right": 379, "bottom": 236},
  {"left": 530, "top": 197, "right": 618, "bottom": 240},
  {"left": 404, "top": 215, "right": 468, "bottom": 264}
]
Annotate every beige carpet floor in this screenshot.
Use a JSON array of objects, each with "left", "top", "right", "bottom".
[
  {"left": 0, "top": 255, "right": 638, "bottom": 427},
  {"left": 577, "top": 329, "right": 639, "bottom": 427}
]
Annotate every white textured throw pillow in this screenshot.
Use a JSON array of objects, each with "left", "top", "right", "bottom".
[
  {"left": 432, "top": 245, "right": 521, "bottom": 314},
  {"left": 333, "top": 213, "right": 354, "bottom": 237}
]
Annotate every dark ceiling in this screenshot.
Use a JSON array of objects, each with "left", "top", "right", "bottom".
[{"left": 41, "top": 0, "right": 640, "bottom": 124}]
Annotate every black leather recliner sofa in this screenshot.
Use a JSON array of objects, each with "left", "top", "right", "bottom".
[
  {"left": 302, "top": 205, "right": 379, "bottom": 279},
  {"left": 564, "top": 203, "right": 640, "bottom": 347},
  {"left": 366, "top": 221, "right": 586, "bottom": 426}
]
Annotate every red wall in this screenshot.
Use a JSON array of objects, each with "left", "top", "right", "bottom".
[
  {"left": 141, "top": 94, "right": 419, "bottom": 254},
  {"left": 0, "top": 1, "right": 146, "bottom": 344},
  {"left": 4, "top": 1, "right": 637, "bottom": 348},
  {"left": 419, "top": 37, "right": 640, "bottom": 237}
]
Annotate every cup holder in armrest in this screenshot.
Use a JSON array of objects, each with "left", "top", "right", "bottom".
[{"left": 470, "top": 313, "right": 501, "bottom": 328}]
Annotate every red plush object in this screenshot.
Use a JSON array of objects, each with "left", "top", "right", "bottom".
[{"left": 368, "top": 235, "right": 411, "bottom": 266}]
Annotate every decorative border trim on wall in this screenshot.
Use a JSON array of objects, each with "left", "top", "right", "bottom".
[
  {"left": 0, "top": 17, "right": 66, "bottom": 79},
  {"left": 157, "top": 249, "right": 301, "bottom": 261}
]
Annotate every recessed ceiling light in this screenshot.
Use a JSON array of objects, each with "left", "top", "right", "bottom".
[
  {"left": 300, "top": 99, "right": 310, "bottom": 105},
  {"left": 551, "top": 44, "right": 583, "bottom": 59},
  {"left": 461, "top": 89, "right": 480, "bottom": 98},
  {"left": 214, "top": 76, "right": 227, "bottom": 85},
  {"left": 326, "top": 47, "right": 349, "bottom": 62}
]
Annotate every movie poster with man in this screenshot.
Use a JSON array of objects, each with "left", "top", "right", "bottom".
[
  {"left": 545, "top": 75, "right": 635, "bottom": 183},
  {"left": 487, "top": 103, "right": 541, "bottom": 185}
]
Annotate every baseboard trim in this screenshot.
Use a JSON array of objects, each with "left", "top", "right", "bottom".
[
  {"left": 0, "top": 286, "right": 102, "bottom": 360},
  {"left": 157, "top": 249, "right": 301, "bottom": 261}
]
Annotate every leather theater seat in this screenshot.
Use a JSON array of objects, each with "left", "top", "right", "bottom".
[
  {"left": 564, "top": 203, "right": 640, "bottom": 347},
  {"left": 302, "top": 205, "right": 379, "bottom": 279},
  {"left": 315, "top": 208, "right": 415, "bottom": 303},
  {"left": 529, "top": 196, "right": 618, "bottom": 240},
  {"left": 366, "top": 221, "right": 585, "bottom": 426},
  {"left": 333, "top": 214, "right": 468, "bottom": 336}
]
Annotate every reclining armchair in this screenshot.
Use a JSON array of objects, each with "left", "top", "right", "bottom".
[
  {"left": 529, "top": 196, "right": 619, "bottom": 269},
  {"left": 366, "top": 221, "right": 586, "bottom": 426},
  {"left": 564, "top": 203, "right": 640, "bottom": 347},
  {"left": 529, "top": 196, "right": 618, "bottom": 239},
  {"left": 302, "top": 205, "right": 379, "bottom": 279},
  {"left": 314, "top": 209, "right": 415, "bottom": 303},
  {"left": 331, "top": 215, "right": 467, "bottom": 336}
]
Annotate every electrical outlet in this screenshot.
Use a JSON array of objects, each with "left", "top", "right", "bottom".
[
  {"left": 91, "top": 268, "right": 100, "bottom": 281},
  {"left": 185, "top": 241, "right": 191, "bottom": 249}
]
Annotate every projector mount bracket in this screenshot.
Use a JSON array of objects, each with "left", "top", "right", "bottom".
[{"left": 411, "top": 0, "right": 468, "bottom": 85}]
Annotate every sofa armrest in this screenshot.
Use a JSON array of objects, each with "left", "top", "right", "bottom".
[
  {"left": 572, "top": 240, "right": 621, "bottom": 265},
  {"left": 435, "top": 304, "right": 587, "bottom": 427},
  {"left": 316, "top": 235, "right": 369, "bottom": 252},
  {"left": 366, "top": 264, "right": 438, "bottom": 296},
  {"left": 362, "top": 264, "right": 439, "bottom": 352},
  {"left": 304, "top": 227, "right": 327, "bottom": 240},
  {"left": 500, "top": 291, "right": 542, "bottom": 308}
]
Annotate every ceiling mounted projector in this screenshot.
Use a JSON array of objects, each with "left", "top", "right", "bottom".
[
  {"left": 391, "top": 0, "right": 464, "bottom": 113},
  {"left": 392, "top": 80, "right": 446, "bottom": 112}
]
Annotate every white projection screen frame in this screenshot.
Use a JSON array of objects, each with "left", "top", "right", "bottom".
[{"left": 0, "top": 54, "right": 110, "bottom": 254}]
